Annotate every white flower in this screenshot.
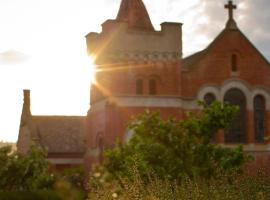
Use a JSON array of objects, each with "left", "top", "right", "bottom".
[
  {"left": 94, "top": 172, "right": 101, "bottom": 178},
  {"left": 112, "top": 193, "right": 118, "bottom": 198}
]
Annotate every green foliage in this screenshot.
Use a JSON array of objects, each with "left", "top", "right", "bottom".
[
  {"left": 104, "top": 101, "right": 248, "bottom": 182},
  {"left": 55, "top": 166, "right": 87, "bottom": 199},
  {"left": 0, "top": 144, "right": 55, "bottom": 191},
  {"left": 60, "top": 166, "right": 85, "bottom": 189},
  {"left": 0, "top": 191, "right": 61, "bottom": 200},
  {"left": 0, "top": 145, "right": 86, "bottom": 199}
]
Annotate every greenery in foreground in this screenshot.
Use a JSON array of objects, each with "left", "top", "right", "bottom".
[
  {"left": 89, "top": 169, "right": 270, "bottom": 200},
  {"left": 0, "top": 145, "right": 86, "bottom": 200},
  {"left": 88, "top": 101, "right": 268, "bottom": 199},
  {"left": 104, "top": 101, "right": 247, "bottom": 181}
]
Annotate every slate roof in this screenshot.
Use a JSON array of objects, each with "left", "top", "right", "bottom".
[{"left": 32, "top": 116, "right": 86, "bottom": 154}]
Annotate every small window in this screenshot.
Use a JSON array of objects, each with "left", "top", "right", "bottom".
[
  {"left": 204, "top": 93, "right": 216, "bottom": 106},
  {"left": 136, "top": 79, "right": 143, "bottom": 95},
  {"left": 254, "top": 95, "right": 265, "bottom": 143},
  {"left": 231, "top": 54, "right": 237, "bottom": 72},
  {"left": 149, "top": 79, "right": 157, "bottom": 95}
]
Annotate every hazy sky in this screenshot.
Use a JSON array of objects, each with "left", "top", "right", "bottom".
[{"left": 0, "top": 0, "right": 269, "bottom": 142}]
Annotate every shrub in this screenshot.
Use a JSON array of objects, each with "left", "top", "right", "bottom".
[
  {"left": 103, "top": 101, "right": 248, "bottom": 182},
  {"left": 0, "top": 144, "right": 55, "bottom": 191}
]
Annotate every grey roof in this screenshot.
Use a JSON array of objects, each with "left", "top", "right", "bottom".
[{"left": 32, "top": 116, "right": 86, "bottom": 154}]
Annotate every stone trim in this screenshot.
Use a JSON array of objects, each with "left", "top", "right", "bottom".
[
  {"left": 108, "top": 51, "right": 181, "bottom": 62},
  {"left": 197, "top": 79, "right": 270, "bottom": 110},
  {"left": 89, "top": 81, "right": 270, "bottom": 112},
  {"left": 252, "top": 87, "right": 270, "bottom": 110},
  {"left": 221, "top": 79, "right": 251, "bottom": 108},
  {"left": 197, "top": 85, "right": 221, "bottom": 101},
  {"left": 89, "top": 96, "right": 198, "bottom": 111},
  {"left": 116, "top": 96, "right": 181, "bottom": 107}
]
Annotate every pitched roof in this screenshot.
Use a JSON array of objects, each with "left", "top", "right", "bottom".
[
  {"left": 32, "top": 116, "right": 86, "bottom": 154},
  {"left": 182, "top": 28, "right": 270, "bottom": 71},
  {"left": 182, "top": 49, "right": 207, "bottom": 71},
  {"left": 116, "top": 0, "right": 154, "bottom": 31}
]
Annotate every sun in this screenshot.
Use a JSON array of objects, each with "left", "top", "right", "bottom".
[{"left": 26, "top": 46, "right": 97, "bottom": 116}]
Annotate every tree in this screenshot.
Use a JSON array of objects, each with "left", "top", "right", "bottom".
[
  {"left": 104, "top": 101, "right": 248, "bottom": 181},
  {"left": 0, "top": 144, "right": 55, "bottom": 191}
]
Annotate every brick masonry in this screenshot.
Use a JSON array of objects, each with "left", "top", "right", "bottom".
[{"left": 84, "top": 0, "right": 270, "bottom": 174}]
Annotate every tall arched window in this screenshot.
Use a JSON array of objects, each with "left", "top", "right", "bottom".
[
  {"left": 231, "top": 54, "right": 238, "bottom": 72},
  {"left": 136, "top": 79, "right": 143, "bottom": 95},
  {"left": 97, "top": 134, "right": 104, "bottom": 163},
  {"left": 204, "top": 93, "right": 216, "bottom": 106},
  {"left": 224, "top": 88, "right": 246, "bottom": 143},
  {"left": 149, "top": 79, "right": 157, "bottom": 95},
  {"left": 254, "top": 95, "right": 265, "bottom": 143}
]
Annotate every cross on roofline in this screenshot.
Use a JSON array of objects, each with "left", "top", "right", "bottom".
[{"left": 225, "top": 0, "right": 237, "bottom": 20}]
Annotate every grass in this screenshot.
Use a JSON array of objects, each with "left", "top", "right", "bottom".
[{"left": 88, "top": 169, "right": 270, "bottom": 200}]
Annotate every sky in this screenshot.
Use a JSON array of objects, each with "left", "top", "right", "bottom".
[{"left": 0, "top": 0, "right": 269, "bottom": 142}]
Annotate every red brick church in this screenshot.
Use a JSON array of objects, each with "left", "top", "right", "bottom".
[{"left": 18, "top": 0, "right": 270, "bottom": 172}]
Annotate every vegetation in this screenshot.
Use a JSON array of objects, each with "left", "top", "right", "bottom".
[
  {"left": 103, "top": 101, "right": 247, "bottom": 182},
  {"left": 0, "top": 144, "right": 86, "bottom": 199},
  {"left": 0, "top": 144, "right": 54, "bottom": 191},
  {"left": 88, "top": 101, "right": 263, "bottom": 199},
  {"left": 89, "top": 170, "right": 270, "bottom": 200}
]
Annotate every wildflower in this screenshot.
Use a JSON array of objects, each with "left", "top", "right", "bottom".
[
  {"left": 94, "top": 172, "right": 101, "bottom": 178},
  {"left": 112, "top": 193, "right": 118, "bottom": 199}
]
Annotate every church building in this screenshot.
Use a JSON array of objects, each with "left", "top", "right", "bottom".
[{"left": 18, "top": 0, "right": 270, "bottom": 173}]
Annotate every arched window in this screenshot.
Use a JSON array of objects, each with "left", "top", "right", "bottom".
[
  {"left": 96, "top": 134, "right": 104, "bottom": 163},
  {"left": 204, "top": 93, "right": 216, "bottom": 106},
  {"left": 149, "top": 79, "right": 157, "bottom": 95},
  {"left": 136, "top": 79, "right": 143, "bottom": 95},
  {"left": 224, "top": 88, "right": 246, "bottom": 143},
  {"left": 254, "top": 95, "right": 265, "bottom": 143},
  {"left": 231, "top": 54, "right": 238, "bottom": 72}
]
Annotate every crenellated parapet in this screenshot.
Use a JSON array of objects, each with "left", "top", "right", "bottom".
[{"left": 86, "top": 20, "right": 182, "bottom": 65}]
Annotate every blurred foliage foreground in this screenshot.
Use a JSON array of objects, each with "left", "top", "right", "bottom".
[
  {"left": 0, "top": 144, "right": 86, "bottom": 200},
  {"left": 88, "top": 102, "right": 270, "bottom": 199},
  {"left": 1, "top": 101, "right": 270, "bottom": 199}
]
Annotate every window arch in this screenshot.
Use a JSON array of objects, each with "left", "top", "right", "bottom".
[
  {"left": 149, "top": 79, "right": 157, "bottom": 95},
  {"left": 231, "top": 54, "right": 238, "bottom": 72},
  {"left": 136, "top": 79, "right": 143, "bottom": 95},
  {"left": 204, "top": 93, "right": 216, "bottom": 106},
  {"left": 224, "top": 88, "right": 246, "bottom": 143},
  {"left": 254, "top": 95, "right": 265, "bottom": 143}
]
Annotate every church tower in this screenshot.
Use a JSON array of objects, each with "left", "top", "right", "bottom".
[{"left": 85, "top": 0, "right": 183, "bottom": 168}]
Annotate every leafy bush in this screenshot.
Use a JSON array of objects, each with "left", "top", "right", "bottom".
[
  {"left": 0, "top": 144, "right": 55, "bottom": 191},
  {"left": 0, "top": 145, "right": 86, "bottom": 199},
  {"left": 103, "top": 101, "right": 249, "bottom": 182}
]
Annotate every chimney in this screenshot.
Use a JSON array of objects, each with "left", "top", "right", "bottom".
[{"left": 23, "top": 89, "right": 31, "bottom": 115}]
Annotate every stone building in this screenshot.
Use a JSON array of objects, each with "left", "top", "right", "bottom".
[{"left": 18, "top": 0, "right": 270, "bottom": 172}]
